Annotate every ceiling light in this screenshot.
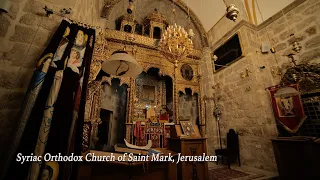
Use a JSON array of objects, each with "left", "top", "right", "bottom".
[{"left": 101, "top": 50, "right": 142, "bottom": 77}]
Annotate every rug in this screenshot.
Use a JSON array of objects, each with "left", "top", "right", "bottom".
[{"left": 208, "top": 167, "right": 264, "bottom": 180}]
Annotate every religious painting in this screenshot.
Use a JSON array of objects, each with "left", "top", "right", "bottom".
[
  {"left": 142, "top": 85, "right": 155, "bottom": 103},
  {"left": 267, "top": 84, "right": 307, "bottom": 133},
  {"left": 181, "top": 64, "right": 194, "bottom": 81},
  {"left": 51, "top": 27, "right": 70, "bottom": 68},
  {"left": 180, "top": 120, "right": 196, "bottom": 136},
  {"left": 67, "top": 30, "right": 88, "bottom": 74},
  {"left": 159, "top": 105, "right": 169, "bottom": 122}
]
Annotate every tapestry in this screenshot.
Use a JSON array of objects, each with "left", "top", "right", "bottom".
[
  {"left": 4, "top": 54, "right": 53, "bottom": 178},
  {"left": 4, "top": 20, "right": 95, "bottom": 180},
  {"left": 267, "top": 84, "right": 306, "bottom": 133}
]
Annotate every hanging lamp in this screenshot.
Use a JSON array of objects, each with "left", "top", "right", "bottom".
[
  {"left": 222, "top": 0, "right": 239, "bottom": 21},
  {"left": 101, "top": 0, "right": 142, "bottom": 77},
  {"left": 101, "top": 50, "right": 142, "bottom": 77}
]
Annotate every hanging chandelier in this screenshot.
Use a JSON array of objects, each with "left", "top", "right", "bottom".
[{"left": 159, "top": 23, "right": 193, "bottom": 66}]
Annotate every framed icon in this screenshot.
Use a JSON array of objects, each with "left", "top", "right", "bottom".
[
  {"left": 180, "top": 120, "right": 196, "bottom": 136},
  {"left": 180, "top": 64, "right": 194, "bottom": 81}
]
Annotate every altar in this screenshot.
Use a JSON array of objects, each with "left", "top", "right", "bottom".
[{"left": 81, "top": 9, "right": 205, "bottom": 155}]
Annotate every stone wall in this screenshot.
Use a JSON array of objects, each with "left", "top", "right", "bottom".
[
  {"left": 0, "top": 0, "right": 105, "bottom": 167},
  {"left": 203, "top": 0, "right": 319, "bottom": 173}
]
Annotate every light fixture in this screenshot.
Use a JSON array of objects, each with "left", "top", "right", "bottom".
[
  {"left": 159, "top": 23, "right": 193, "bottom": 66},
  {"left": 0, "top": 0, "right": 10, "bottom": 13},
  {"left": 274, "top": 87, "right": 300, "bottom": 98},
  {"left": 222, "top": 0, "right": 239, "bottom": 21},
  {"left": 226, "top": 4, "right": 240, "bottom": 21},
  {"left": 186, "top": 0, "right": 195, "bottom": 40},
  {"left": 292, "top": 41, "right": 302, "bottom": 53},
  {"left": 101, "top": 50, "right": 142, "bottom": 77},
  {"left": 127, "top": 0, "right": 134, "bottom": 14},
  {"left": 159, "top": 0, "right": 193, "bottom": 67}
]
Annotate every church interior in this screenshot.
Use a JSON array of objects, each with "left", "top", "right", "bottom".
[{"left": 0, "top": 0, "right": 319, "bottom": 179}]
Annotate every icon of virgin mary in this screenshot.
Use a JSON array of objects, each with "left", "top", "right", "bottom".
[{"left": 67, "top": 30, "right": 88, "bottom": 74}]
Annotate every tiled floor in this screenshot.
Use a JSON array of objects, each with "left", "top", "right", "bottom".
[{"left": 208, "top": 162, "right": 279, "bottom": 180}]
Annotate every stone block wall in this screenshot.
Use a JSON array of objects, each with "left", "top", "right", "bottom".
[
  {"left": 0, "top": 0, "right": 105, "bottom": 165},
  {"left": 203, "top": 0, "right": 320, "bottom": 173},
  {"left": 259, "top": 0, "right": 320, "bottom": 73}
]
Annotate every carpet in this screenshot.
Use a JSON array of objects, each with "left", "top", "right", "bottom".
[{"left": 208, "top": 167, "right": 264, "bottom": 180}]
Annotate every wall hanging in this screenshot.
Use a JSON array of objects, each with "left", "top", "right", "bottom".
[{"left": 5, "top": 19, "right": 96, "bottom": 180}]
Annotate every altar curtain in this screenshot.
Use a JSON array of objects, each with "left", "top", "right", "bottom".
[{"left": 5, "top": 20, "right": 95, "bottom": 180}]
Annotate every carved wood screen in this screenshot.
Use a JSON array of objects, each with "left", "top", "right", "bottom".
[{"left": 81, "top": 30, "right": 204, "bottom": 155}]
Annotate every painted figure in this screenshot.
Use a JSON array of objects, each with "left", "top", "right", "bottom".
[
  {"left": 51, "top": 27, "right": 70, "bottom": 68},
  {"left": 67, "top": 30, "right": 88, "bottom": 74}
]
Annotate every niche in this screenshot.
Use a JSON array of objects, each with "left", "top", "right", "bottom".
[
  {"left": 153, "top": 27, "right": 162, "bottom": 39},
  {"left": 135, "top": 24, "right": 143, "bottom": 35},
  {"left": 93, "top": 79, "right": 128, "bottom": 151},
  {"left": 134, "top": 68, "right": 173, "bottom": 121},
  {"left": 178, "top": 88, "right": 199, "bottom": 126},
  {"left": 124, "top": 24, "right": 133, "bottom": 33}
]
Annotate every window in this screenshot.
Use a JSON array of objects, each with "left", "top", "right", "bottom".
[{"left": 213, "top": 33, "right": 243, "bottom": 72}]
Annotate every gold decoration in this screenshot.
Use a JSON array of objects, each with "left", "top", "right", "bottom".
[
  {"left": 240, "top": 68, "right": 251, "bottom": 78},
  {"left": 82, "top": 28, "right": 205, "bottom": 153},
  {"left": 159, "top": 23, "right": 193, "bottom": 66}
]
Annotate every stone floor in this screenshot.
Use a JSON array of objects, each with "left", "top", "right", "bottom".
[{"left": 208, "top": 162, "right": 279, "bottom": 180}]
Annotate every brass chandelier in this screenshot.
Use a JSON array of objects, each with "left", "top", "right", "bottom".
[{"left": 159, "top": 23, "right": 193, "bottom": 66}]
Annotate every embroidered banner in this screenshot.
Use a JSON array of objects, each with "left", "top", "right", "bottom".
[{"left": 267, "top": 84, "right": 306, "bottom": 133}]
